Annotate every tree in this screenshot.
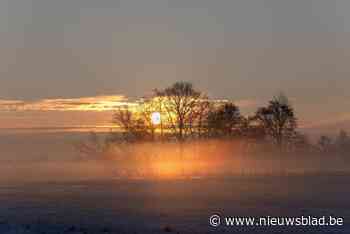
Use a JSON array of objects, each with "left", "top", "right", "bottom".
[
  {"left": 318, "top": 135, "right": 333, "bottom": 153},
  {"left": 335, "top": 130, "right": 350, "bottom": 154},
  {"left": 254, "top": 94, "right": 297, "bottom": 149},
  {"left": 206, "top": 103, "right": 242, "bottom": 138},
  {"left": 112, "top": 107, "right": 152, "bottom": 142},
  {"left": 182, "top": 97, "right": 211, "bottom": 138},
  {"left": 155, "top": 82, "right": 203, "bottom": 141},
  {"left": 137, "top": 97, "right": 161, "bottom": 139}
]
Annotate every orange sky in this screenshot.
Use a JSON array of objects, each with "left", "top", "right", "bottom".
[
  {"left": 1, "top": 1, "right": 350, "bottom": 136},
  {"left": 0, "top": 94, "right": 348, "bottom": 136}
]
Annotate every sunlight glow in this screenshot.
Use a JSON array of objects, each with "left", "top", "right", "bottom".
[
  {"left": 0, "top": 95, "right": 136, "bottom": 112},
  {"left": 151, "top": 112, "right": 161, "bottom": 125}
]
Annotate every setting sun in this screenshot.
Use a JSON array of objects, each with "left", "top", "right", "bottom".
[{"left": 151, "top": 112, "right": 161, "bottom": 125}]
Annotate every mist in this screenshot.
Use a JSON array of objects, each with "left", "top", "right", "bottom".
[{"left": 1, "top": 132, "right": 348, "bottom": 185}]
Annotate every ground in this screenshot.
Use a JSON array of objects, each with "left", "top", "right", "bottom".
[{"left": 0, "top": 175, "right": 349, "bottom": 234}]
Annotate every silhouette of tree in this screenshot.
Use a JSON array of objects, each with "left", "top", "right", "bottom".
[
  {"left": 155, "top": 82, "right": 203, "bottom": 141},
  {"left": 253, "top": 94, "right": 297, "bottom": 150},
  {"left": 241, "top": 116, "right": 267, "bottom": 141},
  {"left": 335, "top": 130, "right": 350, "bottom": 154},
  {"left": 318, "top": 135, "right": 333, "bottom": 153},
  {"left": 193, "top": 98, "right": 212, "bottom": 138},
  {"left": 137, "top": 98, "right": 162, "bottom": 139},
  {"left": 206, "top": 103, "right": 243, "bottom": 138},
  {"left": 112, "top": 107, "right": 152, "bottom": 142},
  {"left": 179, "top": 97, "right": 212, "bottom": 138}
]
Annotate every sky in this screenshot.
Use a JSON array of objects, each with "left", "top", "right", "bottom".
[{"left": 0, "top": 0, "right": 350, "bottom": 134}]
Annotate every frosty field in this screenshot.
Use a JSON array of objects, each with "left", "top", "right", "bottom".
[{"left": 0, "top": 175, "right": 349, "bottom": 234}]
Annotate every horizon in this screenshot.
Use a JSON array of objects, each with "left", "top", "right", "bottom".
[
  {"left": 0, "top": 92, "right": 347, "bottom": 138},
  {"left": 1, "top": 0, "right": 350, "bottom": 137}
]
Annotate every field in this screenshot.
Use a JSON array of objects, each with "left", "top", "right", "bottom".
[{"left": 0, "top": 175, "right": 349, "bottom": 234}]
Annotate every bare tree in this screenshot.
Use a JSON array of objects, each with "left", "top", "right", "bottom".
[
  {"left": 137, "top": 98, "right": 159, "bottom": 139},
  {"left": 206, "top": 103, "right": 243, "bottom": 138},
  {"left": 155, "top": 82, "right": 203, "bottom": 141},
  {"left": 318, "top": 135, "right": 333, "bottom": 153},
  {"left": 193, "top": 98, "right": 212, "bottom": 138},
  {"left": 254, "top": 94, "right": 297, "bottom": 150},
  {"left": 335, "top": 130, "right": 350, "bottom": 154},
  {"left": 112, "top": 107, "right": 152, "bottom": 142}
]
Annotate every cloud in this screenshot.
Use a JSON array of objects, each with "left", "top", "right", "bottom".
[
  {"left": 0, "top": 95, "right": 135, "bottom": 112},
  {"left": 0, "top": 95, "right": 261, "bottom": 112}
]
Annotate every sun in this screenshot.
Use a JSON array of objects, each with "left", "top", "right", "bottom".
[{"left": 151, "top": 112, "right": 161, "bottom": 125}]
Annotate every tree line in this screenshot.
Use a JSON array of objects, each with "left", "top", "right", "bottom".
[
  {"left": 78, "top": 81, "right": 350, "bottom": 159},
  {"left": 113, "top": 82, "right": 298, "bottom": 149}
]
